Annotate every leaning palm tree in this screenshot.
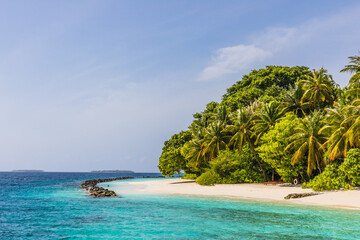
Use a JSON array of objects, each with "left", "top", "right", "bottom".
[
  {"left": 225, "top": 107, "right": 267, "bottom": 181},
  {"left": 299, "top": 68, "right": 335, "bottom": 111},
  {"left": 253, "top": 101, "right": 284, "bottom": 144},
  {"left": 285, "top": 112, "right": 327, "bottom": 176}
]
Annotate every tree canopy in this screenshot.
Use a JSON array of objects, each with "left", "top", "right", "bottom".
[{"left": 158, "top": 54, "right": 360, "bottom": 190}]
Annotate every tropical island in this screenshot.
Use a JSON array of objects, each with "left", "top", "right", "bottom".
[
  {"left": 11, "top": 170, "right": 45, "bottom": 172},
  {"left": 157, "top": 52, "right": 360, "bottom": 196}
]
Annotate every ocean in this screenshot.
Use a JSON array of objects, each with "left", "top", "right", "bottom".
[{"left": 0, "top": 172, "right": 359, "bottom": 239}]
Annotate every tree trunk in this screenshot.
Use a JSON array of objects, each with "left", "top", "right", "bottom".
[
  {"left": 250, "top": 146, "right": 267, "bottom": 182},
  {"left": 298, "top": 171, "right": 306, "bottom": 182},
  {"left": 272, "top": 170, "right": 275, "bottom": 181},
  {"left": 316, "top": 158, "right": 322, "bottom": 174}
]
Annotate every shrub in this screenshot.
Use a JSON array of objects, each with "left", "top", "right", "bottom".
[
  {"left": 339, "top": 149, "right": 360, "bottom": 186},
  {"left": 182, "top": 173, "right": 197, "bottom": 180},
  {"left": 302, "top": 162, "right": 345, "bottom": 191},
  {"left": 302, "top": 149, "right": 360, "bottom": 191},
  {"left": 257, "top": 113, "right": 308, "bottom": 183},
  {"left": 195, "top": 170, "right": 221, "bottom": 186},
  {"left": 208, "top": 149, "right": 263, "bottom": 184}
]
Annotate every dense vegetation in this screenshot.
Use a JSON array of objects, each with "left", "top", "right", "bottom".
[{"left": 158, "top": 52, "right": 360, "bottom": 191}]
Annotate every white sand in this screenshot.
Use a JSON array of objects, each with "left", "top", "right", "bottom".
[{"left": 110, "top": 178, "right": 360, "bottom": 210}]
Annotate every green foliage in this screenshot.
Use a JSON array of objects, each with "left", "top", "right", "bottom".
[
  {"left": 222, "top": 66, "right": 310, "bottom": 110},
  {"left": 341, "top": 50, "right": 360, "bottom": 88},
  {"left": 280, "top": 85, "right": 307, "bottom": 117},
  {"left": 320, "top": 102, "right": 359, "bottom": 161},
  {"left": 195, "top": 170, "right": 221, "bottom": 186},
  {"left": 298, "top": 68, "right": 336, "bottom": 111},
  {"left": 210, "top": 149, "right": 263, "bottom": 184},
  {"left": 257, "top": 112, "right": 307, "bottom": 182},
  {"left": 158, "top": 131, "right": 192, "bottom": 176},
  {"left": 225, "top": 106, "right": 268, "bottom": 181},
  {"left": 182, "top": 173, "right": 197, "bottom": 180},
  {"left": 339, "top": 149, "right": 360, "bottom": 186},
  {"left": 181, "top": 140, "right": 208, "bottom": 174},
  {"left": 302, "top": 149, "right": 360, "bottom": 191},
  {"left": 253, "top": 101, "right": 285, "bottom": 144},
  {"left": 285, "top": 112, "right": 327, "bottom": 176},
  {"left": 302, "top": 162, "right": 346, "bottom": 191},
  {"left": 159, "top": 56, "right": 360, "bottom": 189}
]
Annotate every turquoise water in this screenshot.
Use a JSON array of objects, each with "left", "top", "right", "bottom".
[{"left": 0, "top": 172, "right": 359, "bottom": 239}]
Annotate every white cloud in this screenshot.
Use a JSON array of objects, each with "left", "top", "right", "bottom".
[
  {"left": 252, "top": 27, "right": 300, "bottom": 51},
  {"left": 199, "top": 3, "right": 360, "bottom": 83},
  {"left": 199, "top": 27, "right": 300, "bottom": 81},
  {"left": 199, "top": 45, "right": 271, "bottom": 80}
]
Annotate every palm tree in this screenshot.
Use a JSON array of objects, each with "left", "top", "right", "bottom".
[
  {"left": 341, "top": 51, "right": 360, "bottom": 99},
  {"left": 282, "top": 85, "right": 306, "bottom": 117},
  {"left": 346, "top": 99, "right": 360, "bottom": 148},
  {"left": 201, "top": 122, "right": 229, "bottom": 162},
  {"left": 253, "top": 101, "right": 284, "bottom": 144},
  {"left": 299, "top": 68, "right": 335, "bottom": 111},
  {"left": 189, "top": 114, "right": 211, "bottom": 139},
  {"left": 340, "top": 51, "right": 360, "bottom": 85},
  {"left": 320, "top": 102, "right": 357, "bottom": 161},
  {"left": 212, "top": 105, "right": 231, "bottom": 127},
  {"left": 181, "top": 139, "right": 208, "bottom": 171},
  {"left": 285, "top": 112, "right": 327, "bottom": 176},
  {"left": 225, "top": 107, "right": 267, "bottom": 181}
]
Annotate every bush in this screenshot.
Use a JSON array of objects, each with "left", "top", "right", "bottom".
[
  {"left": 302, "top": 162, "right": 346, "bottom": 191},
  {"left": 210, "top": 149, "right": 263, "bottom": 184},
  {"left": 257, "top": 113, "right": 308, "bottom": 183},
  {"left": 195, "top": 170, "right": 221, "bottom": 186},
  {"left": 302, "top": 149, "right": 360, "bottom": 191},
  {"left": 182, "top": 173, "right": 197, "bottom": 180},
  {"left": 339, "top": 149, "right": 360, "bottom": 186},
  {"left": 158, "top": 131, "right": 192, "bottom": 176}
]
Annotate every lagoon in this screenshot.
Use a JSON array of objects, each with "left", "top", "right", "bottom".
[{"left": 1, "top": 172, "right": 359, "bottom": 239}]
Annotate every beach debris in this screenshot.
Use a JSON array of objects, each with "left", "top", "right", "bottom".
[{"left": 284, "top": 192, "right": 321, "bottom": 199}]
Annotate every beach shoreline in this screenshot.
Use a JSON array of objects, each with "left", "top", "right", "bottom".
[{"left": 109, "top": 178, "right": 360, "bottom": 210}]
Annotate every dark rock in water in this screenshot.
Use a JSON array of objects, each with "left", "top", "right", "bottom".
[
  {"left": 80, "top": 177, "right": 134, "bottom": 198},
  {"left": 284, "top": 192, "right": 321, "bottom": 199}
]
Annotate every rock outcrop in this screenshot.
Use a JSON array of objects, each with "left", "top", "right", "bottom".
[
  {"left": 80, "top": 177, "right": 134, "bottom": 197},
  {"left": 284, "top": 192, "right": 321, "bottom": 199}
]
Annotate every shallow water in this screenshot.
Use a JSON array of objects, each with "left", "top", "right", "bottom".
[{"left": 0, "top": 172, "right": 359, "bottom": 239}]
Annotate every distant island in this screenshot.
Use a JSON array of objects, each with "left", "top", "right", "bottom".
[
  {"left": 12, "top": 170, "right": 44, "bottom": 172},
  {"left": 91, "top": 170, "right": 134, "bottom": 173}
]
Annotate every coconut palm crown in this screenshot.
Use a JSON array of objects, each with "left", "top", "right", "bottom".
[{"left": 285, "top": 112, "right": 327, "bottom": 176}]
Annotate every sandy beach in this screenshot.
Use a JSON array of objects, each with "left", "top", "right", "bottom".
[{"left": 110, "top": 178, "right": 360, "bottom": 210}]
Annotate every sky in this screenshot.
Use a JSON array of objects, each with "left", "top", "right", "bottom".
[{"left": 0, "top": 0, "right": 360, "bottom": 172}]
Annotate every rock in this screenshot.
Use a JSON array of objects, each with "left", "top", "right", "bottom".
[
  {"left": 284, "top": 192, "right": 321, "bottom": 199},
  {"left": 80, "top": 177, "right": 134, "bottom": 198}
]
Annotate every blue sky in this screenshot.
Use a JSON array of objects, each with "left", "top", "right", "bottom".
[{"left": 1, "top": 0, "right": 359, "bottom": 171}]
